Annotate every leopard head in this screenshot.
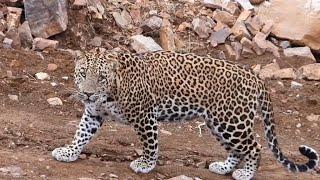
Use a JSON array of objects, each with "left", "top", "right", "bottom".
[{"left": 73, "top": 49, "right": 121, "bottom": 103}]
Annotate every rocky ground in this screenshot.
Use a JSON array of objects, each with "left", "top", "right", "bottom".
[{"left": 0, "top": 0, "right": 320, "bottom": 180}]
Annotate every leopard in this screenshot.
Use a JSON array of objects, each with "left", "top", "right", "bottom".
[{"left": 52, "top": 49, "right": 319, "bottom": 180}]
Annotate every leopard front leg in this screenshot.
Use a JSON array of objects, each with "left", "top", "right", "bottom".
[
  {"left": 52, "top": 108, "right": 104, "bottom": 162},
  {"left": 130, "top": 115, "right": 158, "bottom": 173}
]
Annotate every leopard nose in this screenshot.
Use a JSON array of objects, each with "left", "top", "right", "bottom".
[{"left": 84, "top": 92, "right": 94, "bottom": 97}]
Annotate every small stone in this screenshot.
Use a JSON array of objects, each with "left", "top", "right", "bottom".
[
  {"left": 237, "top": 0, "right": 254, "bottom": 10},
  {"left": 213, "top": 9, "right": 236, "bottom": 27},
  {"left": 209, "top": 27, "right": 231, "bottom": 47},
  {"left": 73, "top": 0, "right": 87, "bottom": 7},
  {"left": 296, "top": 123, "right": 302, "bottom": 128},
  {"left": 290, "top": 81, "right": 303, "bottom": 89},
  {"left": 261, "top": 20, "right": 273, "bottom": 36},
  {"left": 167, "top": 175, "right": 193, "bottom": 180},
  {"left": 177, "top": 22, "right": 192, "bottom": 32},
  {"left": 231, "top": 41, "right": 243, "bottom": 60},
  {"left": 242, "top": 47, "right": 255, "bottom": 57},
  {"left": 297, "top": 63, "right": 320, "bottom": 80},
  {"left": 141, "top": 16, "right": 163, "bottom": 32},
  {"left": 112, "top": 9, "right": 132, "bottom": 29},
  {"left": 250, "top": 0, "right": 265, "bottom": 5},
  {"left": 252, "top": 64, "right": 261, "bottom": 74},
  {"left": 35, "top": 72, "right": 50, "bottom": 80},
  {"left": 240, "top": 37, "right": 253, "bottom": 49},
  {"left": 89, "top": 36, "right": 103, "bottom": 47},
  {"left": 252, "top": 32, "right": 280, "bottom": 57},
  {"left": 259, "top": 60, "right": 280, "bottom": 79},
  {"left": 192, "top": 17, "right": 213, "bottom": 39},
  {"left": 18, "top": 21, "right": 33, "bottom": 48},
  {"left": 279, "top": 41, "right": 290, "bottom": 49},
  {"left": 47, "top": 97, "right": 63, "bottom": 106},
  {"left": 160, "top": 18, "right": 176, "bottom": 51},
  {"left": 0, "top": 31, "right": 5, "bottom": 42},
  {"left": 283, "top": 47, "right": 316, "bottom": 62},
  {"left": 130, "top": 35, "right": 162, "bottom": 53},
  {"left": 0, "top": 19, "right": 7, "bottom": 32},
  {"left": 134, "top": 149, "right": 143, "bottom": 156},
  {"left": 8, "top": 94, "right": 18, "bottom": 101},
  {"left": 109, "top": 173, "right": 118, "bottom": 179},
  {"left": 47, "top": 63, "right": 58, "bottom": 71},
  {"left": 32, "top": 38, "right": 59, "bottom": 50},
  {"left": 62, "top": 76, "right": 69, "bottom": 80},
  {"left": 218, "top": 50, "right": 226, "bottom": 59},
  {"left": 6, "top": 7, "right": 22, "bottom": 30},
  {"left": 225, "top": 44, "right": 237, "bottom": 60},
  {"left": 160, "top": 129, "right": 173, "bottom": 136},
  {"left": 273, "top": 68, "right": 296, "bottom": 79},
  {"left": 3, "top": 38, "right": 13, "bottom": 48},
  {"left": 231, "top": 20, "right": 251, "bottom": 40},
  {"left": 245, "top": 16, "right": 262, "bottom": 35},
  {"left": 50, "top": 82, "right": 58, "bottom": 87},
  {"left": 306, "top": 114, "right": 320, "bottom": 122}
]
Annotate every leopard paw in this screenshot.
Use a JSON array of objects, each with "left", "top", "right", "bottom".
[
  {"left": 52, "top": 147, "right": 79, "bottom": 162},
  {"left": 130, "top": 157, "right": 156, "bottom": 173},
  {"left": 232, "top": 169, "right": 254, "bottom": 180},
  {"left": 209, "top": 161, "right": 233, "bottom": 175}
]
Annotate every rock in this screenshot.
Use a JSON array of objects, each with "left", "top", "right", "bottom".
[
  {"left": 87, "top": 0, "right": 105, "bottom": 19},
  {"left": 236, "top": 0, "right": 254, "bottom": 10},
  {"left": 231, "top": 10, "right": 252, "bottom": 40},
  {"left": 209, "top": 27, "right": 231, "bottom": 47},
  {"left": 73, "top": 0, "right": 87, "bottom": 7},
  {"left": 261, "top": 20, "right": 273, "bottom": 35},
  {"left": 257, "top": 0, "right": 320, "bottom": 50},
  {"left": 252, "top": 32, "right": 280, "bottom": 57},
  {"left": 130, "top": 7, "right": 142, "bottom": 24},
  {"left": 218, "top": 50, "right": 226, "bottom": 59},
  {"left": 160, "top": 129, "right": 172, "bottom": 136},
  {"left": 225, "top": 44, "right": 237, "bottom": 60},
  {"left": 242, "top": 46, "right": 255, "bottom": 57},
  {"left": 202, "top": 0, "right": 226, "bottom": 9},
  {"left": 141, "top": 16, "right": 163, "bottom": 32},
  {"left": 47, "top": 64, "right": 58, "bottom": 71},
  {"left": 245, "top": 16, "right": 263, "bottom": 35},
  {"left": 134, "top": 149, "right": 143, "bottom": 156},
  {"left": 240, "top": 37, "right": 253, "bottom": 49},
  {"left": 167, "top": 175, "right": 193, "bottom": 180},
  {"left": 24, "top": 0, "right": 68, "bottom": 38},
  {"left": 8, "top": 94, "right": 18, "bottom": 101},
  {"left": 177, "top": 22, "right": 192, "bottom": 32},
  {"left": 290, "top": 81, "right": 303, "bottom": 89},
  {"left": 283, "top": 47, "right": 316, "bottom": 62},
  {"left": 3, "top": 38, "right": 13, "bottom": 48},
  {"left": 213, "top": 9, "right": 236, "bottom": 27},
  {"left": 18, "top": 21, "right": 33, "bottom": 48},
  {"left": 6, "top": 7, "right": 22, "bottom": 30},
  {"left": 6, "top": 28, "right": 21, "bottom": 49},
  {"left": 279, "top": 41, "right": 290, "bottom": 49},
  {"left": 0, "top": 166, "right": 23, "bottom": 177},
  {"left": 0, "top": 32, "right": 5, "bottom": 42},
  {"left": 0, "top": 19, "right": 7, "bottom": 32},
  {"left": 35, "top": 72, "right": 50, "bottom": 80},
  {"left": 89, "top": 36, "right": 103, "bottom": 47},
  {"left": 192, "top": 17, "right": 213, "bottom": 39},
  {"left": 250, "top": 0, "right": 265, "bottom": 5},
  {"left": 112, "top": 9, "right": 132, "bottom": 29},
  {"left": 259, "top": 60, "right": 280, "bottom": 79},
  {"left": 307, "top": 114, "right": 320, "bottom": 122},
  {"left": 130, "top": 35, "right": 162, "bottom": 53},
  {"left": 231, "top": 42, "right": 243, "bottom": 60},
  {"left": 252, "top": 64, "right": 261, "bottom": 74},
  {"left": 297, "top": 63, "right": 320, "bottom": 80},
  {"left": 32, "top": 38, "right": 59, "bottom": 50},
  {"left": 273, "top": 68, "right": 296, "bottom": 79},
  {"left": 160, "top": 18, "right": 175, "bottom": 51},
  {"left": 47, "top": 97, "right": 63, "bottom": 106}
]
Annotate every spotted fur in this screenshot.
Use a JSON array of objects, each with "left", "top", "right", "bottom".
[{"left": 52, "top": 50, "right": 319, "bottom": 180}]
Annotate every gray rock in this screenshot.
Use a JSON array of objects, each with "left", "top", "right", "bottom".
[
  {"left": 24, "top": 0, "right": 68, "bottom": 38},
  {"left": 130, "top": 35, "right": 162, "bottom": 53},
  {"left": 283, "top": 47, "right": 316, "bottom": 61}
]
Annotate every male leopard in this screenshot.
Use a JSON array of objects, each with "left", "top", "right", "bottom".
[{"left": 52, "top": 50, "right": 319, "bottom": 180}]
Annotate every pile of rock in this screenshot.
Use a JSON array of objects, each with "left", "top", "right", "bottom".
[{"left": 0, "top": 0, "right": 68, "bottom": 50}]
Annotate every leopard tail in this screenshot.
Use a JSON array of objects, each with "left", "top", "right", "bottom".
[{"left": 258, "top": 83, "right": 319, "bottom": 172}]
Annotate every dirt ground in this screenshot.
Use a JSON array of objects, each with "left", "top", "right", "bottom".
[{"left": 0, "top": 47, "right": 319, "bottom": 180}]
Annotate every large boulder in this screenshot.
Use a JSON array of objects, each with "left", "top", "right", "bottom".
[
  {"left": 257, "top": 0, "right": 320, "bottom": 50},
  {"left": 24, "top": 0, "right": 68, "bottom": 38}
]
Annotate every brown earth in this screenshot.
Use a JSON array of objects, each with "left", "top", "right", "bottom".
[{"left": 0, "top": 47, "right": 319, "bottom": 180}]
